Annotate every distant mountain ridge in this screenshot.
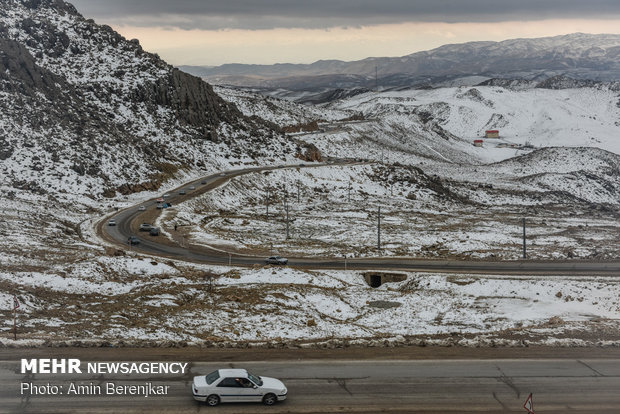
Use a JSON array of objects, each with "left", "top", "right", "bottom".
[{"left": 181, "top": 33, "right": 620, "bottom": 89}]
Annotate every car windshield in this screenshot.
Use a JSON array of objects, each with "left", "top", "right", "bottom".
[
  {"left": 205, "top": 370, "right": 220, "bottom": 385},
  {"left": 247, "top": 372, "right": 263, "bottom": 386}
]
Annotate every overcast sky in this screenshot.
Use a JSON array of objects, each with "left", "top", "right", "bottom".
[{"left": 69, "top": 0, "right": 620, "bottom": 66}]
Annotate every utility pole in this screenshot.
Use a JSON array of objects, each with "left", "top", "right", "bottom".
[
  {"left": 522, "top": 217, "right": 527, "bottom": 259},
  {"left": 377, "top": 206, "right": 381, "bottom": 252},
  {"left": 285, "top": 199, "right": 291, "bottom": 240},
  {"left": 205, "top": 273, "right": 214, "bottom": 294},
  {"left": 12, "top": 295, "right": 19, "bottom": 340},
  {"left": 205, "top": 273, "right": 215, "bottom": 307},
  {"left": 296, "top": 180, "right": 300, "bottom": 203},
  {"left": 265, "top": 186, "right": 270, "bottom": 220},
  {"left": 348, "top": 182, "right": 351, "bottom": 203}
]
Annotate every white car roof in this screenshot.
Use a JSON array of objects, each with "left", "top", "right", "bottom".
[{"left": 218, "top": 368, "right": 248, "bottom": 377}]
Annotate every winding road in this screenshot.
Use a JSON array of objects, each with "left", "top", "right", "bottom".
[{"left": 99, "top": 162, "right": 620, "bottom": 275}]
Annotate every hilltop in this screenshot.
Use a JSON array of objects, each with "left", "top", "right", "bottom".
[{"left": 0, "top": 0, "right": 294, "bottom": 199}]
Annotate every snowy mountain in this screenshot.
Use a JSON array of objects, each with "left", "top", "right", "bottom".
[
  {"left": 318, "top": 85, "right": 620, "bottom": 162},
  {"left": 212, "top": 80, "right": 620, "bottom": 208},
  {"left": 3, "top": 1, "right": 620, "bottom": 349},
  {"left": 0, "top": 0, "right": 294, "bottom": 198},
  {"left": 183, "top": 33, "right": 620, "bottom": 90}
]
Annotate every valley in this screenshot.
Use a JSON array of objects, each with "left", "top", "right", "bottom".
[{"left": 1, "top": 0, "right": 620, "bottom": 351}]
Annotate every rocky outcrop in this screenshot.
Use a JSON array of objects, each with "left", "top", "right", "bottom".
[
  {"left": 150, "top": 69, "right": 247, "bottom": 142},
  {"left": 296, "top": 143, "right": 323, "bottom": 162},
  {"left": 283, "top": 120, "right": 319, "bottom": 133},
  {"left": 0, "top": 0, "right": 293, "bottom": 198},
  {"left": 536, "top": 75, "right": 602, "bottom": 90},
  {"left": 0, "top": 35, "right": 65, "bottom": 99},
  {"left": 21, "top": 0, "right": 79, "bottom": 15}
]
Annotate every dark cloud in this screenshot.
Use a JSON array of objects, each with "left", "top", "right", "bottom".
[{"left": 69, "top": 0, "right": 620, "bottom": 29}]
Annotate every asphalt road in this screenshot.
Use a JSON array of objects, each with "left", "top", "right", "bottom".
[
  {"left": 3, "top": 358, "right": 620, "bottom": 413},
  {"left": 100, "top": 163, "right": 620, "bottom": 275}
]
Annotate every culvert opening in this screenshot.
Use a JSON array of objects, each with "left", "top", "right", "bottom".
[
  {"left": 370, "top": 275, "right": 382, "bottom": 288},
  {"left": 363, "top": 272, "right": 407, "bottom": 288}
]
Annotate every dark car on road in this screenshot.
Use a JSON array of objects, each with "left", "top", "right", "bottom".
[
  {"left": 108, "top": 219, "right": 116, "bottom": 226},
  {"left": 265, "top": 256, "right": 288, "bottom": 265},
  {"left": 127, "top": 236, "right": 140, "bottom": 245},
  {"left": 149, "top": 227, "right": 160, "bottom": 236}
]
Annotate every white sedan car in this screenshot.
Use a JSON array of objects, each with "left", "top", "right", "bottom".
[{"left": 192, "top": 369, "right": 287, "bottom": 406}]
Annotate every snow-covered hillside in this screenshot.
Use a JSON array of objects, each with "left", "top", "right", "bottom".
[
  {"left": 208, "top": 82, "right": 620, "bottom": 210},
  {"left": 1, "top": 1, "right": 620, "bottom": 348},
  {"left": 329, "top": 85, "right": 620, "bottom": 163},
  {"left": 213, "top": 86, "right": 350, "bottom": 126},
  {"left": 0, "top": 0, "right": 296, "bottom": 200},
  {"left": 186, "top": 84, "right": 620, "bottom": 264}
]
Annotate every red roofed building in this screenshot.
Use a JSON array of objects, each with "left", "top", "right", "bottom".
[{"left": 485, "top": 130, "right": 500, "bottom": 138}]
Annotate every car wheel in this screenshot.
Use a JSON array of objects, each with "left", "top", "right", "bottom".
[
  {"left": 263, "top": 393, "right": 277, "bottom": 406},
  {"left": 206, "top": 394, "right": 220, "bottom": 406}
]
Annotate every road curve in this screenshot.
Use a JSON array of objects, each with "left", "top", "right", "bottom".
[{"left": 99, "top": 163, "right": 620, "bottom": 275}]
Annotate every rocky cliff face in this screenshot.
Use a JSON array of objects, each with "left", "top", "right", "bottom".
[{"left": 0, "top": 0, "right": 289, "bottom": 198}]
